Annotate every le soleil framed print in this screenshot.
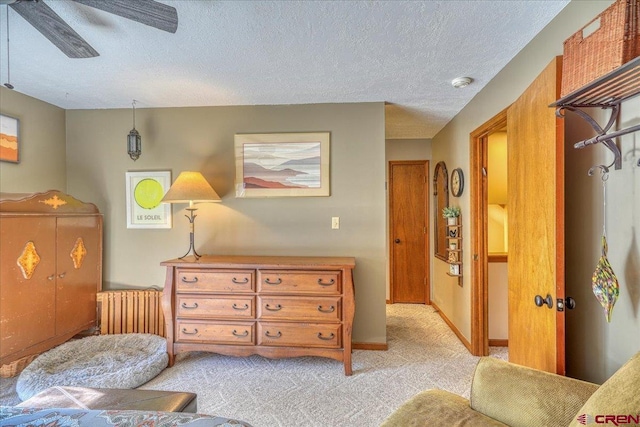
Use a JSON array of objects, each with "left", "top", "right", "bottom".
[
  {"left": 125, "top": 171, "right": 172, "bottom": 229},
  {"left": 234, "top": 132, "right": 330, "bottom": 198},
  {"left": 0, "top": 114, "right": 20, "bottom": 163}
]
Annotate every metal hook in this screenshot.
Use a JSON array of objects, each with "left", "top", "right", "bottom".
[{"left": 588, "top": 163, "right": 612, "bottom": 180}]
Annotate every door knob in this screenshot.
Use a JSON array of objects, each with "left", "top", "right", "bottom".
[
  {"left": 534, "top": 294, "right": 553, "bottom": 309},
  {"left": 395, "top": 239, "right": 401, "bottom": 244}
]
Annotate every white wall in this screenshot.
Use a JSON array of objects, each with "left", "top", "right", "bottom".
[{"left": 488, "top": 262, "right": 508, "bottom": 341}]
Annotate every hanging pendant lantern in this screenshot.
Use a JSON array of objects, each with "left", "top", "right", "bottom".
[
  {"left": 127, "top": 100, "right": 141, "bottom": 161},
  {"left": 4, "top": 5, "right": 14, "bottom": 89}
]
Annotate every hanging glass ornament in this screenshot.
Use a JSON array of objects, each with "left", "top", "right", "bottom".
[{"left": 591, "top": 170, "right": 619, "bottom": 322}]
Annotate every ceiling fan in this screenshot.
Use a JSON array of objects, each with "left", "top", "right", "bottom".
[{"left": 1, "top": 0, "right": 178, "bottom": 58}]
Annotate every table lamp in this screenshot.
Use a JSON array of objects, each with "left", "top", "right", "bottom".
[{"left": 161, "top": 171, "right": 221, "bottom": 259}]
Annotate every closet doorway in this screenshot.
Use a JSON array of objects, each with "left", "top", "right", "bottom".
[
  {"left": 470, "top": 109, "right": 509, "bottom": 355},
  {"left": 389, "top": 160, "right": 430, "bottom": 304}
]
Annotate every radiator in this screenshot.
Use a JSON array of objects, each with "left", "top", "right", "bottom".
[{"left": 97, "top": 290, "right": 165, "bottom": 337}]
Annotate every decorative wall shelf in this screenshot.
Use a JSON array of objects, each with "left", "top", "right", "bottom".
[
  {"left": 446, "top": 221, "right": 462, "bottom": 280},
  {"left": 550, "top": 56, "right": 640, "bottom": 172}
]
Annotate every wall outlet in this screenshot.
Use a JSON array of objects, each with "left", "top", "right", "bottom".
[{"left": 331, "top": 217, "right": 340, "bottom": 229}]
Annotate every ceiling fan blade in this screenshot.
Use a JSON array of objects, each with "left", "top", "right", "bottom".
[
  {"left": 71, "top": 0, "right": 178, "bottom": 34},
  {"left": 9, "top": 0, "right": 99, "bottom": 58}
]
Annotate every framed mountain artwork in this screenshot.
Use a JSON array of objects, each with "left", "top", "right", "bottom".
[{"left": 234, "top": 132, "right": 330, "bottom": 198}]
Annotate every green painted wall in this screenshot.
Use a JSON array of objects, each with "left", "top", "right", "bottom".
[
  {"left": 65, "top": 103, "right": 388, "bottom": 344},
  {"left": 0, "top": 87, "right": 66, "bottom": 193}
]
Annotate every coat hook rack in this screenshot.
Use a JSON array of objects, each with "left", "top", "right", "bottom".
[{"left": 550, "top": 56, "right": 640, "bottom": 173}]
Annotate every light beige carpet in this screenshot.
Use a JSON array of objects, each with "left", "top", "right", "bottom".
[{"left": 0, "top": 304, "right": 507, "bottom": 426}]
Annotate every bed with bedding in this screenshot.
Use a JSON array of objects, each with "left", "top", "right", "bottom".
[{"left": 0, "top": 406, "right": 253, "bottom": 426}]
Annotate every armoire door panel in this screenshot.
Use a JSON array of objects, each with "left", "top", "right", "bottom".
[
  {"left": 0, "top": 217, "right": 56, "bottom": 358},
  {"left": 55, "top": 215, "right": 102, "bottom": 335}
]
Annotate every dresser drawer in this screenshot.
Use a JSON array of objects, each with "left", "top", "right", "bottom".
[
  {"left": 176, "top": 320, "right": 254, "bottom": 345},
  {"left": 257, "top": 296, "right": 341, "bottom": 322},
  {"left": 176, "top": 295, "right": 255, "bottom": 319},
  {"left": 257, "top": 322, "right": 341, "bottom": 348},
  {"left": 257, "top": 270, "right": 341, "bottom": 294},
  {"left": 176, "top": 269, "right": 255, "bottom": 293}
]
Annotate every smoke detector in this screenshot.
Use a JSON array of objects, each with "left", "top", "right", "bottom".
[{"left": 451, "top": 77, "right": 473, "bottom": 88}]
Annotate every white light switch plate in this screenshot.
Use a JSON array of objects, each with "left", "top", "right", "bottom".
[{"left": 331, "top": 217, "right": 340, "bottom": 229}]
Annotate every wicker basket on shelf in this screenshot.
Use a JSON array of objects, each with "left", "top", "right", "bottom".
[
  {"left": 0, "top": 354, "right": 38, "bottom": 378},
  {"left": 561, "top": 0, "right": 640, "bottom": 96}
]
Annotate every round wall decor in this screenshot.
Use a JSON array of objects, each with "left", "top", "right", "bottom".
[{"left": 451, "top": 168, "right": 464, "bottom": 197}]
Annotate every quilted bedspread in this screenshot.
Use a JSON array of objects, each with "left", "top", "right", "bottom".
[{"left": 0, "top": 406, "right": 253, "bottom": 427}]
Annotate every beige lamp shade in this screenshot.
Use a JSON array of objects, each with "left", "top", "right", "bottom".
[{"left": 161, "top": 171, "right": 221, "bottom": 205}]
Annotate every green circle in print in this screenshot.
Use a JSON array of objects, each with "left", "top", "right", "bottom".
[{"left": 134, "top": 178, "right": 164, "bottom": 210}]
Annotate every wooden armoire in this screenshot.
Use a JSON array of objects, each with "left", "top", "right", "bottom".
[{"left": 0, "top": 190, "right": 103, "bottom": 366}]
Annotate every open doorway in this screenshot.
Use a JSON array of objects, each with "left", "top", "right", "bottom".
[{"left": 470, "top": 109, "right": 509, "bottom": 356}]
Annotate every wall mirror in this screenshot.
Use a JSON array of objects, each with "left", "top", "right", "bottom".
[{"left": 434, "top": 161, "right": 449, "bottom": 261}]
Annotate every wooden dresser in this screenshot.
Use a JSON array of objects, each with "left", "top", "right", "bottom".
[
  {"left": 161, "top": 255, "right": 356, "bottom": 375},
  {"left": 0, "top": 191, "right": 103, "bottom": 366}
]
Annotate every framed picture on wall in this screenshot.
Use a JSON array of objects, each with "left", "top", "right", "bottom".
[
  {"left": 234, "top": 132, "right": 330, "bottom": 198},
  {"left": 125, "top": 171, "right": 172, "bottom": 229},
  {"left": 0, "top": 114, "right": 20, "bottom": 163}
]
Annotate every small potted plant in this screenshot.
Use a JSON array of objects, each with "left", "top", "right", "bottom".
[{"left": 442, "top": 206, "right": 461, "bottom": 225}]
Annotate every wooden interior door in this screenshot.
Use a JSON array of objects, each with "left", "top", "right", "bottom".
[
  {"left": 389, "top": 161, "right": 430, "bottom": 303},
  {"left": 507, "top": 57, "right": 565, "bottom": 374}
]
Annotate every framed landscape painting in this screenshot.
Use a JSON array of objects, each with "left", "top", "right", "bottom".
[
  {"left": 125, "top": 171, "right": 172, "bottom": 229},
  {"left": 234, "top": 132, "right": 330, "bottom": 198},
  {"left": 0, "top": 114, "right": 19, "bottom": 163}
]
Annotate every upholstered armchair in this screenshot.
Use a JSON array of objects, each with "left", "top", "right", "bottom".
[{"left": 380, "top": 352, "right": 640, "bottom": 427}]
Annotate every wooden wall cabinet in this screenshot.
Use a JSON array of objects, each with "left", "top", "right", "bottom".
[
  {"left": 0, "top": 191, "right": 103, "bottom": 366},
  {"left": 161, "top": 255, "right": 356, "bottom": 375}
]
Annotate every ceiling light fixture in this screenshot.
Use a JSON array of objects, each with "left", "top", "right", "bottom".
[
  {"left": 127, "top": 100, "right": 141, "bottom": 161},
  {"left": 451, "top": 77, "right": 473, "bottom": 89}
]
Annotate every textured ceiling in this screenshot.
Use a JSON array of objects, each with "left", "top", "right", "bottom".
[{"left": 0, "top": 1, "right": 570, "bottom": 138}]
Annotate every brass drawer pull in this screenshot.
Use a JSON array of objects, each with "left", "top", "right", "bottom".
[
  {"left": 181, "top": 302, "right": 199, "bottom": 309},
  {"left": 317, "top": 305, "right": 335, "bottom": 313},
  {"left": 181, "top": 276, "right": 198, "bottom": 283},
  {"left": 232, "top": 329, "right": 249, "bottom": 337},
  {"left": 232, "top": 277, "right": 249, "bottom": 284},
  {"left": 58, "top": 272, "right": 66, "bottom": 279},
  {"left": 182, "top": 328, "right": 198, "bottom": 335},
  {"left": 264, "top": 278, "right": 282, "bottom": 285},
  {"left": 317, "top": 332, "right": 335, "bottom": 340},
  {"left": 265, "top": 303, "right": 282, "bottom": 311},
  {"left": 232, "top": 303, "right": 249, "bottom": 310},
  {"left": 265, "top": 331, "right": 282, "bottom": 338},
  {"left": 317, "top": 278, "right": 335, "bottom": 286},
  {"left": 47, "top": 274, "right": 55, "bottom": 281}
]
